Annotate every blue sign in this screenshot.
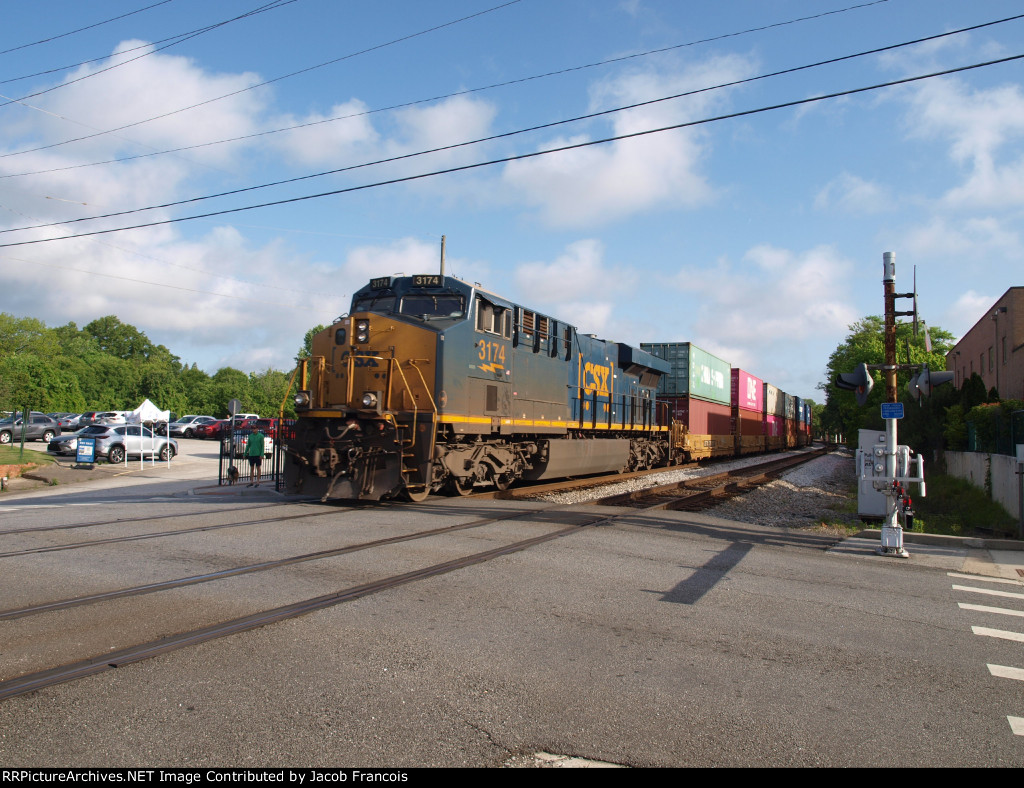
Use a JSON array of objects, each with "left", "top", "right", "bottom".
[
  {"left": 76, "top": 437, "right": 96, "bottom": 464},
  {"left": 881, "top": 402, "right": 904, "bottom": 420}
]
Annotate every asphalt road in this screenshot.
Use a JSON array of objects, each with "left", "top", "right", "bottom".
[{"left": 0, "top": 454, "right": 1022, "bottom": 767}]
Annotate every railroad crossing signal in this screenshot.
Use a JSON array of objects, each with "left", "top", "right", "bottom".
[
  {"left": 905, "top": 365, "right": 954, "bottom": 403},
  {"left": 836, "top": 363, "right": 875, "bottom": 406}
]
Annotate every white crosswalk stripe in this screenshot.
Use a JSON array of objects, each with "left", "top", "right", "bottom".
[
  {"left": 952, "top": 584, "right": 1024, "bottom": 601},
  {"left": 959, "top": 602, "right": 1024, "bottom": 618},
  {"left": 953, "top": 576, "right": 1024, "bottom": 737},
  {"left": 988, "top": 664, "right": 1024, "bottom": 681},
  {"left": 972, "top": 626, "right": 1024, "bottom": 643},
  {"left": 948, "top": 572, "right": 1024, "bottom": 587}
]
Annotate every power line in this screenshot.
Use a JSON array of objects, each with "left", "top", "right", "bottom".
[
  {"left": 0, "top": 0, "right": 522, "bottom": 158},
  {"left": 5, "top": 13, "right": 1023, "bottom": 235},
  {"left": 2, "top": 51, "right": 1021, "bottom": 250},
  {"left": 0, "top": 0, "right": 895, "bottom": 181},
  {"left": 0, "top": 0, "right": 298, "bottom": 112},
  {"left": 0, "top": 3, "right": 294, "bottom": 87},
  {"left": 0, "top": 0, "right": 176, "bottom": 58}
]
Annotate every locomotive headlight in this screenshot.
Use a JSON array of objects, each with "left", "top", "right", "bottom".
[
  {"left": 361, "top": 391, "right": 379, "bottom": 409},
  {"left": 294, "top": 391, "right": 311, "bottom": 409},
  {"left": 355, "top": 319, "right": 370, "bottom": 343}
]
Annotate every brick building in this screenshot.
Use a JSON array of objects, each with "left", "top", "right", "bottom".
[{"left": 945, "top": 287, "right": 1024, "bottom": 400}]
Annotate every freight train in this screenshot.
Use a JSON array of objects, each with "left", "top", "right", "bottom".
[{"left": 282, "top": 274, "right": 811, "bottom": 502}]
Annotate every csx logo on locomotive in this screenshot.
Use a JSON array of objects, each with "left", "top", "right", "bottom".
[
  {"left": 340, "top": 351, "right": 379, "bottom": 368},
  {"left": 583, "top": 361, "right": 611, "bottom": 394}
]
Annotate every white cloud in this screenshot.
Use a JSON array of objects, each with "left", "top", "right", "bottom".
[
  {"left": 502, "top": 56, "right": 756, "bottom": 227},
  {"left": 901, "top": 77, "right": 1024, "bottom": 209},
  {"left": 815, "top": 172, "right": 886, "bottom": 214},
  {"left": 902, "top": 216, "right": 1021, "bottom": 260},
  {"left": 941, "top": 289, "right": 998, "bottom": 340},
  {"left": 509, "top": 239, "right": 637, "bottom": 334},
  {"left": 268, "top": 99, "right": 380, "bottom": 167},
  {"left": 665, "top": 244, "right": 858, "bottom": 392}
]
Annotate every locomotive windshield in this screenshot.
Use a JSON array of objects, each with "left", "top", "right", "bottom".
[
  {"left": 398, "top": 293, "right": 465, "bottom": 320},
  {"left": 352, "top": 292, "right": 397, "bottom": 313},
  {"left": 351, "top": 291, "right": 465, "bottom": 321}
]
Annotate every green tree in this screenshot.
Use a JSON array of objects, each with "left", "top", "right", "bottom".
[
  {"left": 209, "top": 367, "right": 251, "bottom": 417},
  {"left": 819, "top": 316, "right": 954, "bottom": 446},
  {"left": 295, "top": 324, "right": 327, "bottom": 365},
  {"left": 0, "top": 353, "right": 85, "bottom": 412},
  {"left": 0, "top": 314, "right": 60, "bottom": 359}
]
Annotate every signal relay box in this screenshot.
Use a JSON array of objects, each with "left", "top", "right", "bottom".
[{"left": 856, "top": 429, "right": 911, "bottom": 518}]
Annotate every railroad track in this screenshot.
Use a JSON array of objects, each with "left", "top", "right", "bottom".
[
  {"left": 0, "top": 447, "right": 832, "bottom": 703},
  {"left": 596, "top": 448, "right": 827, "bottom": 511},
  {"left": 0, "top": 503, "right": 628, "bottom": 702}
]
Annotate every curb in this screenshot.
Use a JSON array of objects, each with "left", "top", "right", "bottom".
[{"left": 858, "top": 528, "right": 1024, "bottom": 551}]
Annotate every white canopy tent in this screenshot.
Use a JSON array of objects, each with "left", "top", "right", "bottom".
[
  {"left": 126, "top": 399, "right": 170, "bottom": 425},
  {"left": 126, "top": 399, "right": 172, "bottom": 468}
]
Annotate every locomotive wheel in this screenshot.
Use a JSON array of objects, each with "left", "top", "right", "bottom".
[
  {"left": 403, "top": 484, "right": 430, "bottom": 502},
  {"left": 493, "top": 473, "right": 513, "bottom": 491},
  {"left": 447, "top": 477, "right": 475, "bottom": 496}
]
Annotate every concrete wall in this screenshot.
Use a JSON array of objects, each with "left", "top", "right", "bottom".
[{"left": 945, "top": 450, "right": 1022, "bottom": 519}]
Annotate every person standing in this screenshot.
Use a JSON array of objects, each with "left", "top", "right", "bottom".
[{"left": 246, "top": 427, "right": 266, "bottom": 487}]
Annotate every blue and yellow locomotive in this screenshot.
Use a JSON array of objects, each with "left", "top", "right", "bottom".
[{"left": 284, "top": 274, "right": 672, "bottom": 501}]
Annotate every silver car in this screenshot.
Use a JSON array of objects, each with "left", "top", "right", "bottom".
[
  {"left": 166, "top": 415, "right": 217, "bottom": 439},
  {"left": 50, "top": 425, "right": 177, "bottom": 463}
]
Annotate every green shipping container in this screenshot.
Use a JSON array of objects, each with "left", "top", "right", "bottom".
[{"left": 640, "top": 342, "right": 732, "bottom": 406}]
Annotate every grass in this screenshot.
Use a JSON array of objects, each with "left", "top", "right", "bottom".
[
  {"left": 0, "top": 445, "right": 56, "bottom": 468},
  {"left": 912, "top": 474, "right": 1019, "bottom": 539},
  {"left": 812, "top": 470, "right": 1019, "bottom": 540}
]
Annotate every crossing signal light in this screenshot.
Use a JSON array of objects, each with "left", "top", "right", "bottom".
[
  {"left": 906, "top": 365, "right": 954, "bottom": 402},
  {"left": 836, "top": 363, "right": 874, "bottom": 406}
]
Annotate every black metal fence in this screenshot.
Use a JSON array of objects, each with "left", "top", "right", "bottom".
[{"left": 218, "top": 420, "right": 294, "bottom": 489}]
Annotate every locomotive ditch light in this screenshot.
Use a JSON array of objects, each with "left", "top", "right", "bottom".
[
  {"left": 294, "top": 391, "right": 311, "bottom": 409},
  {"left": 361, "top": 391, "right": 383, "bottom": 414},
  {"left": 355, "top": 319, "right": 370, "bottom": 343}
]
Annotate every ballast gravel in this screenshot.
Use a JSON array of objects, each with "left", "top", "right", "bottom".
[{"left": 536, "top": 448, "right": 860, "bottom": 533}]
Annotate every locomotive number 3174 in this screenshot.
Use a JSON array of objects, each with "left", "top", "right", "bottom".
[{"left": 478, "top": 341, "right": 506, "bottom": 365}]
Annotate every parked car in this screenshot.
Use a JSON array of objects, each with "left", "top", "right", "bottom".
[
  {"left": 194, "top": 419, "right": 229, "bottom": 440},
  {"left": 55, "top": 414, "right": 82, "bottom": 429},
  {"left": 49, "top": 424, "right": 177, "bottom": 462},
  {"left": 0, "top": 413, "right": 61, "bottom": 445},
  {"left": 166, "top": 415, "right": 217, "bottom": 439},
  {"left": 94, "top": 411, "right": 127, "bottom": 425},
  {"left": 229, "top": 429, "right": 275, "bottom": 459}
]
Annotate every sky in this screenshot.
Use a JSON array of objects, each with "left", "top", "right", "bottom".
[{"left": 0, "top": 0, "right": 1022, "bottom": 401}]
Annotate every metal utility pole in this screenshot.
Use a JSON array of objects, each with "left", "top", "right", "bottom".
[{"left": 876, "top": 252, "right": 924, "bottom": 558}]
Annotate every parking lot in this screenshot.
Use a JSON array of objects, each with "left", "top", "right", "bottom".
[{"left": 2, "top": 436, "right": 228, "bottom": 495}]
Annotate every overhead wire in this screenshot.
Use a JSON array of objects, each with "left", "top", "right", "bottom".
[
  {"left": 0, "top": 0, "right": 896, "bottom": 181},
  {"left": 0, "top": 0, "right": 176, "bottom": 58},
  {"left": 1, "top": 50, "right": 1021, "bottom": 251},
  {"left": 0, "top": 3, "right": 294, "bottom": 87},
  {"left": 0, "top": 0, "right": 298, "bottom": 111},
  {"left": 4, "top": 13, "right": 1022, "bottom": 236},
  {"left": 0, "top": 0, "right": 523, "bottom": 157}
]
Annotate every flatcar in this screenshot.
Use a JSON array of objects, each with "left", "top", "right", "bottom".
[{"left": 283, "top": 274, "right": 672, "bottom": 501}]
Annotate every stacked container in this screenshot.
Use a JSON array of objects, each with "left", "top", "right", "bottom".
[
  {"left": 731, "top": 368, "right": 764, "bottom": 455},
  {"left": 763, "top": 382, "right": 785, "bottom": 451},
  {"left": 641, "top": 342, "right": 733, "bottom": 459}
]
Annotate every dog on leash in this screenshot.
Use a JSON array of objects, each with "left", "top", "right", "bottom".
[{"left": 226, "top": 465, "right": 240, "bottom": 485}]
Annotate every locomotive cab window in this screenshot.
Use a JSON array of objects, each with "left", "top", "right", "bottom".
[
  {"left": 352, "top": 293, "right": 396, "bottom": 314},
  {"left": 475, "top": 298, "right": 510, "bottom": 338}
]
